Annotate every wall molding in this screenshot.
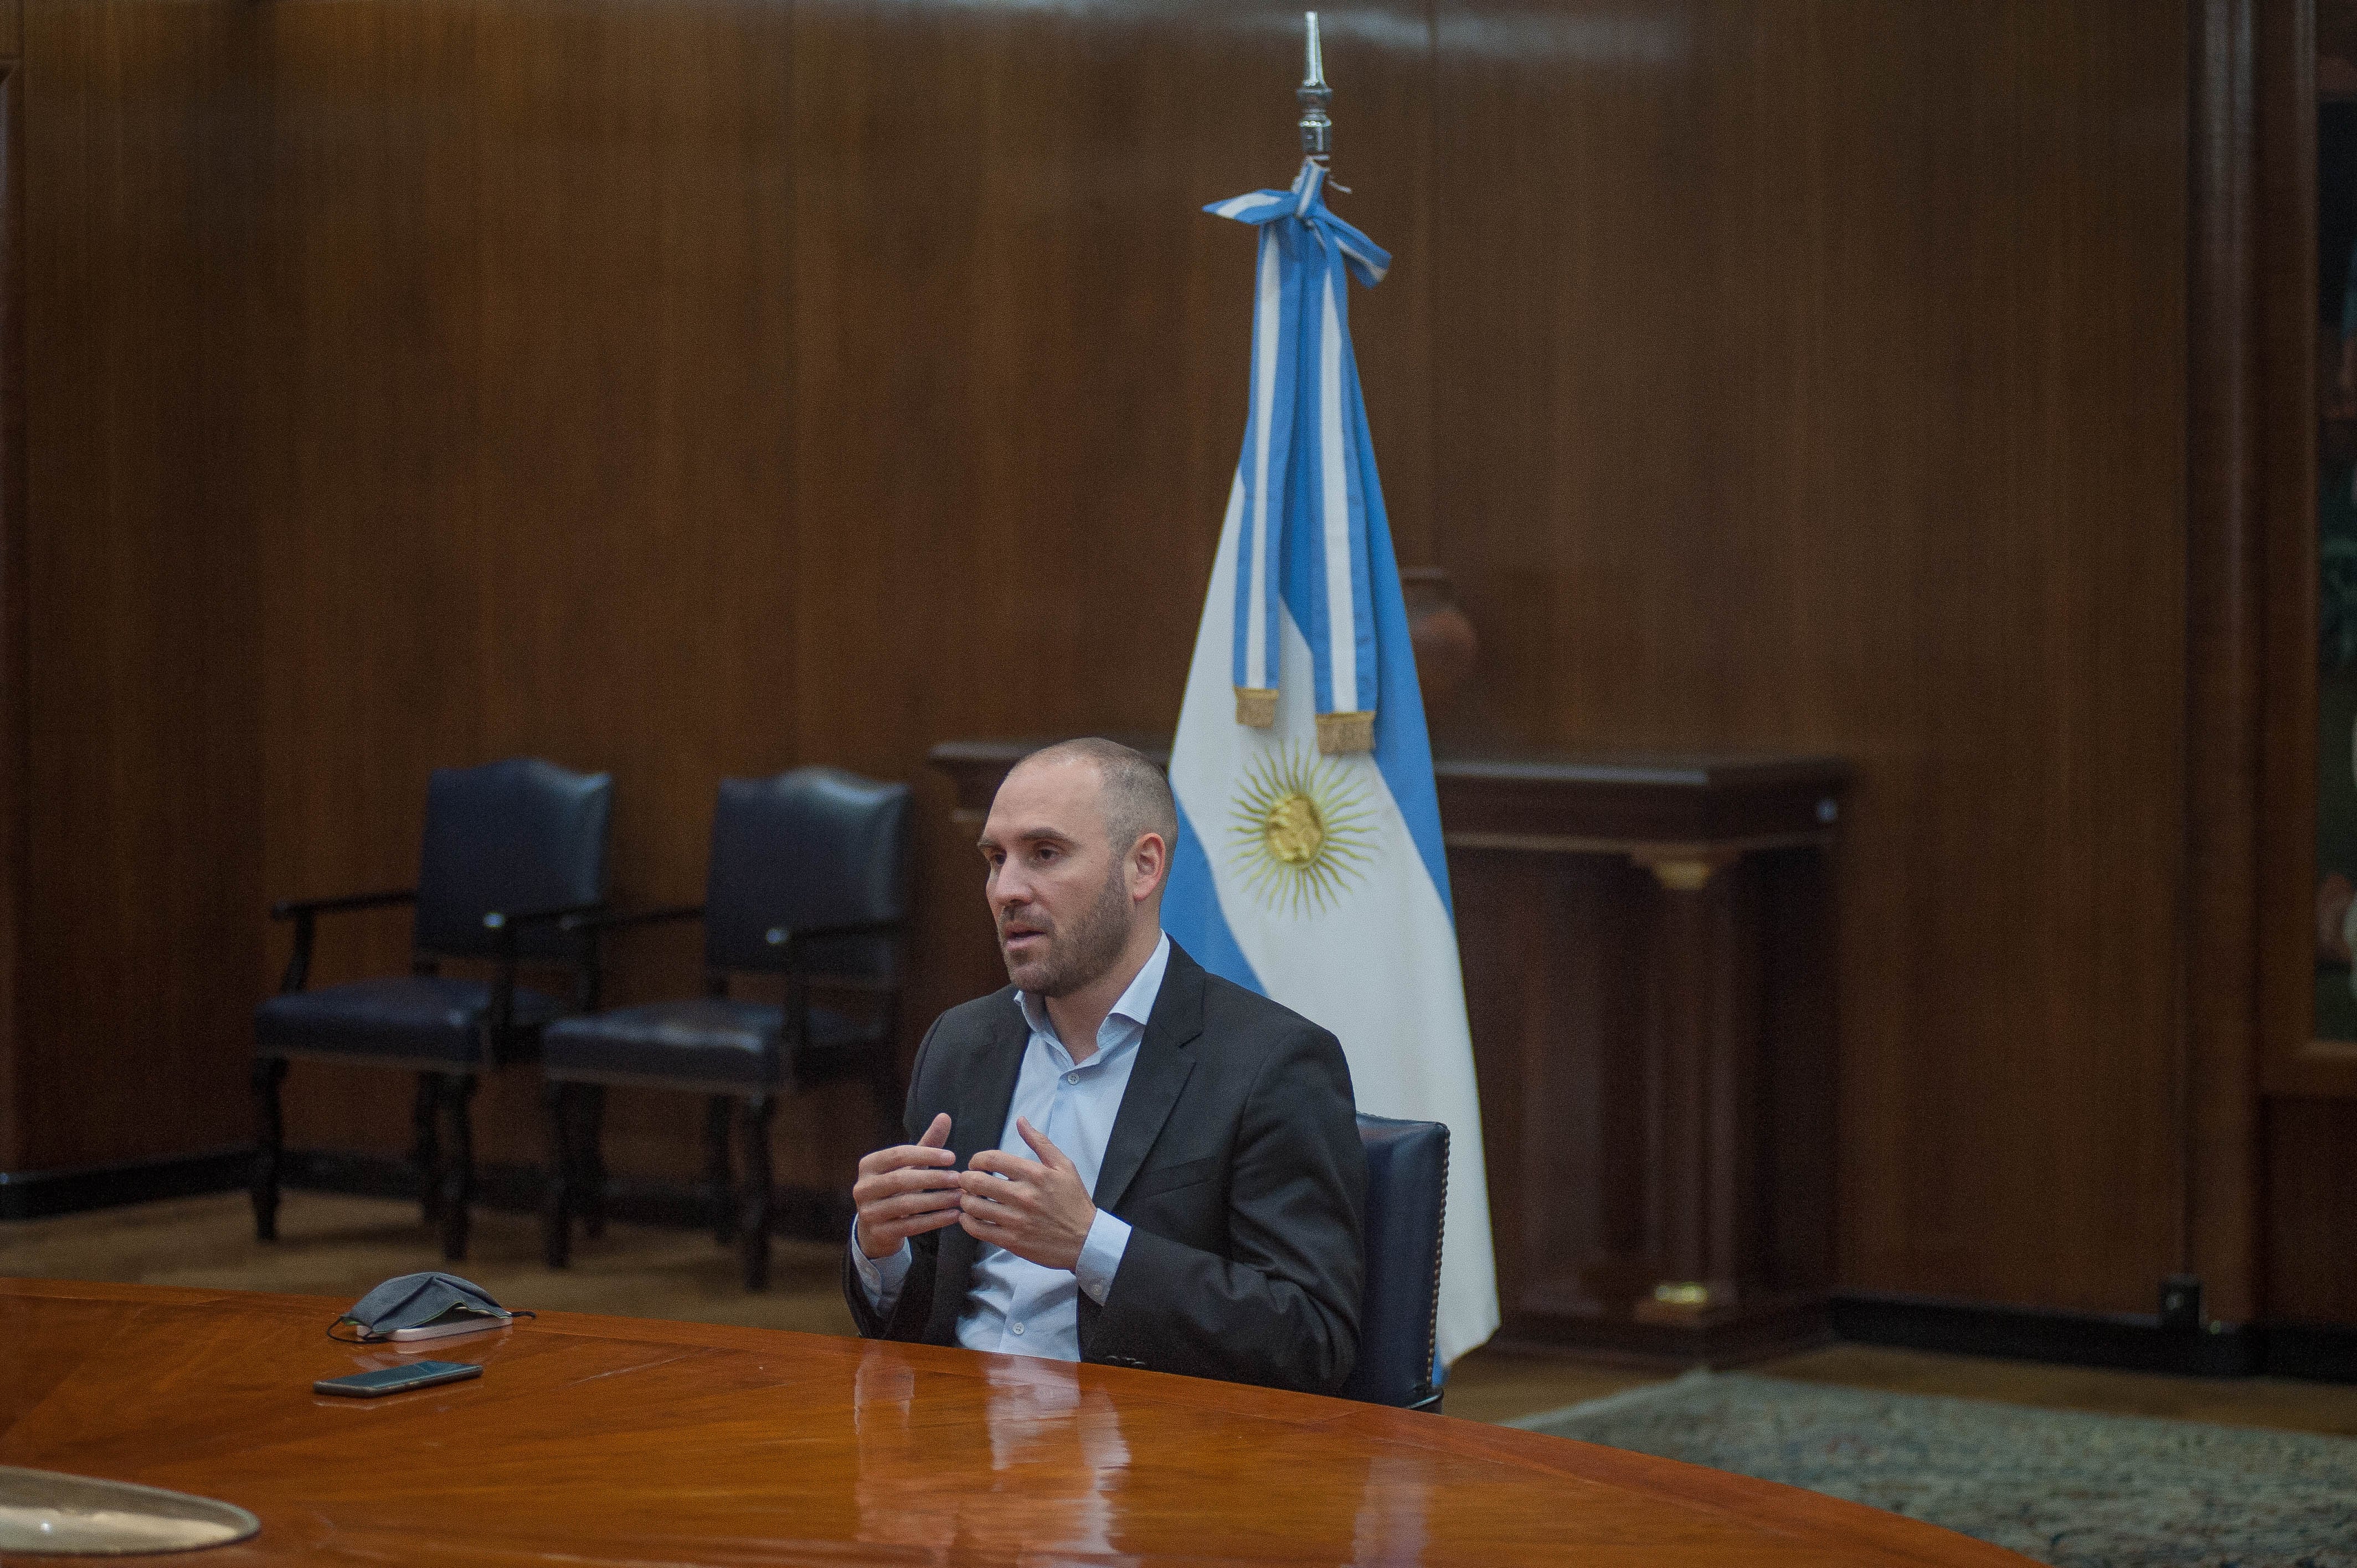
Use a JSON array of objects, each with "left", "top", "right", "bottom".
[
  {"left": 0, "top": 1146, "right": 249, "bottom": 1220},
  {"left": 1832, "top": 1291, "right": 2355, "bottom": 1384},
  {"left": 2265, "top": 1320, "right": 2357, "bottom": 1381}
]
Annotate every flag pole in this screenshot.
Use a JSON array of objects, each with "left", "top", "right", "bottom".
[{"left": 1298, "top": 12, "right": 1332, "bottom": 164}]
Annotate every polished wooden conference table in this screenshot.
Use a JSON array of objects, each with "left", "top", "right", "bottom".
[{"left": 1, "top": 1278, "right": 2029, "bottom": 1566}]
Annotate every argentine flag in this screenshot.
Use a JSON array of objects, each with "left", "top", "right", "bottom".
[{"left": 1164, "top": 162, "right": 1499, "bottom": 1368}]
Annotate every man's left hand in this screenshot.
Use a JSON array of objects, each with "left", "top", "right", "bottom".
[{"left": 959, "top": 1117, "right": 1096, "bottom": 1271}]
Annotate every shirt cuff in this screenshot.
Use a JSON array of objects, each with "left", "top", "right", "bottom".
[
  {"left": 850, "top": 1217, "right": 913, "bottom": 1313},
  {"left": 1073, "top": 1209, "right": 1131, "bottom": 1306}
]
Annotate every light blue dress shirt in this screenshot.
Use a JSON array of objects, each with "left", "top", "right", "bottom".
[{"left": 852, "top": 932, "right": 1169, "bottom": 1360}]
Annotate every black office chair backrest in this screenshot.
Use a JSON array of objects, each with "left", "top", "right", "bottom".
[
  {"left": 703, "top": 767, "right": 912, "bottom": 979},
  {"left": 1340, "top": 1113, "right": 1448, "bottom": 1410},
  {"left": 412, "top": 758, "right": 614, "bottom": 963}
]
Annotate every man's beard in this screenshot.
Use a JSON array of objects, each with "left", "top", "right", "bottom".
[{"left": 1000, "top": 862, "right": 1132, "bottom": 998}]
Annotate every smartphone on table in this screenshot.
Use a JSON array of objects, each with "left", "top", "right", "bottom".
[{"left": 313, "top": 1360, "right": 483, "bottom": 1399}]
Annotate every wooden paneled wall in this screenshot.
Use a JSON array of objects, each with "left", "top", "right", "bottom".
[
  {"left": 11, "top": 0, "right": 2338, "bottom": 1325},
  {"left": 1435, "top": 4, "right": 2192, "bottom": 1316},
  {"left": 9, "top": 0, "right": 264, "bottom": 1174},
  {"left": 0, "top": 0, "right": 21, "bottom": 1173}
]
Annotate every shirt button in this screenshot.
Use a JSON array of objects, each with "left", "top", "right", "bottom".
[
  {"left": 1010, "top": 1322, "right": 1025, "bottom": 1336},
  {"left": 1066, "top": 1073, "right": 1079, "bottom": 1085}
]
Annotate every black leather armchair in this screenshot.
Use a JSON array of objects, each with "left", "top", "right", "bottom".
[
  {"left": 253, "top": 758, "right": 613, "bottom": 1260},
  {"left": 1340, "top": 1114, "right": 1449, "bottom": 1411},
  {"left": 540, "top": 767, "right": 912, "bottom": 1290}
]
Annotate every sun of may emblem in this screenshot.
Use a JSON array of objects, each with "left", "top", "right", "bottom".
[{"left": 1228, "top": 745, "right": 1376, "bottom": 915}]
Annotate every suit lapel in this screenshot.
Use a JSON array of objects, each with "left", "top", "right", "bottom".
[
  {"left": 928, "top": 995, "right": 1030, "bottom": 1343},
  {"left": 1092, "top": 942, "right": 1205, "bottom": 1212},
  {"left": 951, "top": 996, "right": 1030, "bottom": 1171}
]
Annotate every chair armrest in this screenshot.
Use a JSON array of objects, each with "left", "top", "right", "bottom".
[
  {"left": 772, "top": 917, "right": 907, "bottom": 1048},
  {"left": 481, "top": 901, "right": 609, "bottom": 1026},
  {"left": 559, "top": 903, "right": 705, "bottom": 934},
  {"left": 270, "top": 889, "right": 416, "bottom": 921},
  {"left": 269, "top": 890, "right": 418, "bottom": 994},
  {"left": 482, "top": 900, "right": 607, "bottom": 933},
  {"left": 763, "top": 915, "right": 904, "bottom": 950}
]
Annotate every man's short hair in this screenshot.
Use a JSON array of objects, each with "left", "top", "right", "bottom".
[{"left": 1019, "top": 737, "right": 1179, "bottom": 858}]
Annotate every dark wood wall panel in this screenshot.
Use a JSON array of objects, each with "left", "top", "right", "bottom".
[
  {"left": 1429, "top": 1, "right": 2189, "bottom": 1313},
  {"left": 254, "top": 0, "right": 822, "bottom": 1182},
  {"left": 243, "top": 0, "right": 1445, "bottom": 1188},
  {"left": 0, "top": 29, "right": 24, "bottom": 1170},
  {"left": 2265, "top": 1096, "right": 2357, "bottom": 1324},
  {"left": 1455, "top": 847, "right": 1645, "bottom": 1316},
  {"left": 18, "top": 0, "right": 263, "bottom": 1170},
  {"left": 14, "top": 0, "right": 2315, "bottom": 1326},
  {"left": 255, "top": 0, "right": 486, "bottom": 1049}
]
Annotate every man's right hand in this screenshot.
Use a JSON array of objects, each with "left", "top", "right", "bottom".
[{"left": 852, "top": 1112, "right": 961, "bottom": 1259}]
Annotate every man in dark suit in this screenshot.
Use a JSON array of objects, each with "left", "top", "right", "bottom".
[{"left": 843, "top": 737, "right": 1366, "bottom": 1394}]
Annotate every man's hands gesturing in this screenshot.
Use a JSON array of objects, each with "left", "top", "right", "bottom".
[
  {"left": 855, "top": 1113, "right": 1099, "bottom": 1273},
  {"left": 958, "top": 1117, "right": 1097, "bottom": 1271},
  {"left": 852, "top": 1112, "right": 962, "bottom": 1260}
]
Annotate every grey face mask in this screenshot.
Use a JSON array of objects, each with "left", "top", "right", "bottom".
[{"left": 338, "top": 1272, "right": 511, "bottom": 1336}]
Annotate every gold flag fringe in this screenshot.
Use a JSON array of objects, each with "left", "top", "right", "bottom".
[
  {"left": 1315, "top": 710, "right": 1375, "bottom": 755},
  {"left": 1234, "top": 687, "right": 1279, "bottom": 728}
]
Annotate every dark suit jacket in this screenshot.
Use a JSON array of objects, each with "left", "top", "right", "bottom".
[{"left": 842, "top": 941, "right": 1367, "bottom": 1395}]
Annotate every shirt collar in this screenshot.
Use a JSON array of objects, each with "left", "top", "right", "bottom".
[{"left": 1016, "top": 931, "right": 1172, "bottom": 1049}]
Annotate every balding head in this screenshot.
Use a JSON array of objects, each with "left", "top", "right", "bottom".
[{"left": 1010, "top": 737, "right": 1179, "bottom": 868}]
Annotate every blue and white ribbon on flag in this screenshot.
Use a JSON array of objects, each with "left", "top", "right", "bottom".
[
  {"left": 1206, "top": 162, "right": 1387, "bottom": 755},
  {"left": 1166, "top": 161, "right": 1500, "bottom": 1370}
]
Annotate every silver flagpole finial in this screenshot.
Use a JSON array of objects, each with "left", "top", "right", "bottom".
[{"left": 1298, "top": 12, "right": 1332, "bottom": 162}]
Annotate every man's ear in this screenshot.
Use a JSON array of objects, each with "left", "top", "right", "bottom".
[{"left": 1130, "top": 831, "right": 1170, "bottom": 902}]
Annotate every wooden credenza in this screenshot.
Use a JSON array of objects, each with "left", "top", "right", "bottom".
[{"left": 929, "top": 741, "right": 1851, "bottom": 1364}]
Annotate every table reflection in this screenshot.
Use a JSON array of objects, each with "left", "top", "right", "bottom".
[
  {"left": 847, "top": 1343, "right": 1433, "bottom": 1565},
  {"left": 853, "top": 1346, "right": 1134, "bottom": 1561},
  {"left": 1351, "top": 1451, "right": 1433, "bottom": 1565}
]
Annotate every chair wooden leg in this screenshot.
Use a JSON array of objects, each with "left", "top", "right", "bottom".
[
  {"left": 413, "top": 1072, "right": 444, "bottom": 1227},
  {"left": 440, "top": 1074, "right": 478, "bottom": 1262},
  {"left": 541, "top": 1080, "right": 576, "bottom": 1269},
  {"left": 577, "top": 1085, "right": 609, "bottom": 1240},
  {"left": 739, "top": 1095, "right": 774, "bottom": 1292},
  {"left": 704, "top": 1095, "right": 737, "bottom": 1246},
  {"left": 249, "top": 1058, "right": 288, "bottom": 1242}
]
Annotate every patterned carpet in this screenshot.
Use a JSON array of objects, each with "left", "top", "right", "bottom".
[{"left": 1515, "top": 1371, "right": 2357, "bottom": 1568}]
